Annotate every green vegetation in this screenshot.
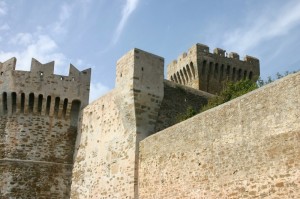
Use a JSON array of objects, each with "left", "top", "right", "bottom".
[
  {"left": 176, "top": 106, "right": 197, "bottom": 122},
  {"left": 200, "top": 79, "right": 257, "bottom": 112},
  {"left": 176, "top": 70, "right": 299, "bottom": 123}
]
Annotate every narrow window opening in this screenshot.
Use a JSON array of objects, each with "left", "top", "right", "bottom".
[
  {"left": 202, "top": 61, "right": 206, "bottom": 75},
  {"left": 249, "top": 71, "right": 253, "bottom": 80},
  {"left": 38, "top": 94, "right": 43, "bottom": 114},
  {"left": 62, "top": 98, "right": 68, "bottom": 118},
  {"left": 186, "top": 65, "right": 192, "bottom": 80},
  {"left": 208, "top": 62, "right": 213, "bottom": 80},
  {"left": 21, "top": 93, "right": 25, "bottom": 113},
  {"left": 141, "top": 67, "right": 144, "bottom": 71},
  {"left": 238, "top": 69, "right": 242, "bottom": 80},
  {"left": 28, "top": 93, "right": 34, "bottom": 113},
  {"left": 214, "top": 63, "right": 219, "bottom": 79},
  {"left": 220, "top": 64, "right": 224, "bottom": 82},
  {"left": 174, "top": 74, "right": 178, "bottom": 83},
  {"left": 40, "top": 72, "right": 44, "bottom": 76},
  {"left": 183, "top": 67, "right": 189, "bottom": 83},
  {"left": 232, "top": 68, "right": 236, "bottom": 81},
  {"left": 2, "top": 92, "right": 7, "bottom": 114},
  {"left": 11, "top": 92, "right": 17, "bottom": 114},
  {"left": 0, "top": 72, "right": 3, "bottom": 75},
  {"left": 177, "top": 72, "right": 182, "bottom": 84},
  {"left": 243, "top": 71, "right": 247, "bottom": 79},
  {"left": 190, "top": 62, "right": 196, "bottom": 78},
  {"left": 60, "top": 76, "right": 63, "bottom": 80},
  {"left": 72, "top": 77, "right": 75, "bottom": 81},
  {"left": 226, "top": 65, "right": 231, "bottom": 77},
  {"left": 46, "top": 96, "right": 51, "bottom": 115},
  {"left": 54, "top": 97, "right": 60, "bottom": 117},
  {"left": 180, "top": 70, "right": 185, "bottom": 85}
]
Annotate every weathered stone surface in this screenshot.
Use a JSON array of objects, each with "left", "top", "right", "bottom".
[
  {"left": 167, "top": 43, "right": 260, "bottom": 94},
  {"left": 139, "top": 71, "right": 300, "bottom": 198},
  {"left": 1, "top": 44, "right": 299, "bottom": 199},
  {"left": 0, "top": 58, "right": 90, "bottom": 198}
]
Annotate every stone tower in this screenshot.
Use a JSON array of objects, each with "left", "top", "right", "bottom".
[
  {"left": 71, "top": 48, "right": 164, "bottom": 198},
  {"left": 167, "top": 43, "right": 260, "bottom": 94},
  {"left": 0, "top": 58, "right": 90, "bottom": 198}
]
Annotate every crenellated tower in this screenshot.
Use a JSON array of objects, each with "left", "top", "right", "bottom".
[
  {"left": 0, "top": 58, "right": 91, "bottom": 198},
  {"left": 167, "top": 43, "right": 260, "bottom": 94}
]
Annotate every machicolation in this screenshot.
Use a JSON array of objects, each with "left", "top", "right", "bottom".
[
  {"left": 167, "top": 43, "right": 260, "bottom": 94},
  {"left": 1, "top": 43, "right": 299, "bottom": 199}
]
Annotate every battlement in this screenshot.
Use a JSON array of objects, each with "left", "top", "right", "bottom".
[
  {"left": 0, "top": 58, "right": 91, "bottom": 125},
  {"left": 167, "top": 43, "right": 260, "bottom": 94},
  {"left": 0, "top": 57, "right": 90, "bottom": 79}
]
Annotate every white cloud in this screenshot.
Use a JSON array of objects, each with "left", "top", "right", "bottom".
[
  {"left": 222, "top": 2, "right": 300, "bottom": 54},
  {"left": 53, "top": 3, "right": 72, "bottom": 34},
  {"left": 10, "top": 33, "right": 33, "bottom": 45},
  {"left": 112, "top": 0, "right": 139, "bottom": 45},
  {"left": 0, "top": 23, "right": 9, "bottom": 31},
  {"left": 0, "top": 33, "right": 67, "bottom": 73},
  {"left": 89, "top": 82, "right": 110, "bottom": 103},
  {"left": 0, "top": 1, "right": 7, "bottom": 16}
]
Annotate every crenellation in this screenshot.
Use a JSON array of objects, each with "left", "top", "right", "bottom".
[
  {"left": 229, "top": 52, "right": 240, "bottom": 59},
  {"left": 213, "top": 48, "right": 226, "bottom": 56},
  {"left": 0, "top": 57, "right": 90, "bottom": 198},
  {"left": 1, "top": 43, "right": 299, "bottom": 199},
  {"left": 167, "top": 43, "right": 260, "bottom": 94},
  {"left": 30, "top": 58, "right": 54, "bottom": 76},
  {"left": 0, "top": 57, "right": 16, "bottom": 73}
]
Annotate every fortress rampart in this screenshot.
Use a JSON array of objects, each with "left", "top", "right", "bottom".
[
  {"left": 70, "top": 49, "right": 212, "bottom": 198},
  {"left": 0, "top": 58, "right": 90, "bottom": 198},
  {"left": 0, "top": 57, "right": 90, "bottom": 122},
  {"left": 139, "top": 71, "right": 300, "bottom": 198},
  {"left": 1, "top": 43, "right": 299, "bottom": 199},
  {"left": 167, "top": 43, "right": 260, "bottom": 94}
]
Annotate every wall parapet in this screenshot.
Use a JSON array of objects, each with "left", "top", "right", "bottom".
[
  {"left": 0, "top": 58, "right": 91, "bottom": 123},
  {"left": 139, "top": 71, "right": 300, "bottom": 198},
  {"left": 167, "top": 43, "right": 260, "bottom": 94}
]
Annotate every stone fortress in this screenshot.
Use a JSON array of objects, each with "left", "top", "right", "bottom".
[{"left": 0, "top": 43, "right": 299, "bottom": 198}]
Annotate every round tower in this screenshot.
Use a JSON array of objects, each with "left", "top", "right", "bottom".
[{"left": 0, "top": 58, "right": 91, "bottom": 198}]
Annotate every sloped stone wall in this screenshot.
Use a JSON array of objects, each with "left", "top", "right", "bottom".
[
  {"left": 139, "top": 72, "right": 300, "bottom": 198},
  {"left": 155, "top": 80, "right": 213, "bottom": 132}
]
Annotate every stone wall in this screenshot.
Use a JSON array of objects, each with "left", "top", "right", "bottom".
[
  {"left": 139, "top": 72, "right": 300, "bottom": 198},
  {"left": 70, "top": 89, "right": 138, "bottom": 198},
  {"left": 155, "top": 80, "right": 213, "bottom": 132},
  {"left": 0, "top": 115, "right": 76, "bottom": 198},
  {"left": 71, "top": 49, "right": 165, "bottom": 198},
  {"left": 0, "top": 58, "right": 90, "bottom": 198},
  {"left": 167, "top": 43, "right": 260, "bottom": 94}
]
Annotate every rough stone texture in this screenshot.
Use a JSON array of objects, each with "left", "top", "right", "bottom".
[
  {"left": 70, "top": 89, "right": 137, "bottom": 199},
  {"left": 139, "top": 71, "right": 300, "bottom": 199},
  {"left": 0, "top": 161, "right": 72, "bottom": 198},
  {"left": 70, "top": 49, "right": 215, "bottom": 198},
  {"left": 0, "top": 58, "right": 90, "bottom": 198},
  {"left": 167, "top": 43, "right": 260, "bottom": 94},
  {"left": 155, "top": 80, "right": 214, "bottom": 132},
  {"left": 1, "top": 45, "right": 299, "bottom": 199},
  {"left": 71, "top": 49, "right": 165, "bottom": 199}
]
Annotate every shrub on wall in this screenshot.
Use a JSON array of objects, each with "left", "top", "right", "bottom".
[{"left": 176, "top": 71, "right": 299, "bottom": 123}]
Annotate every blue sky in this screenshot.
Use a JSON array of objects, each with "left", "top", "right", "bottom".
[{"left": 0, "top": 0, "right": 300, "bottom": 102}]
